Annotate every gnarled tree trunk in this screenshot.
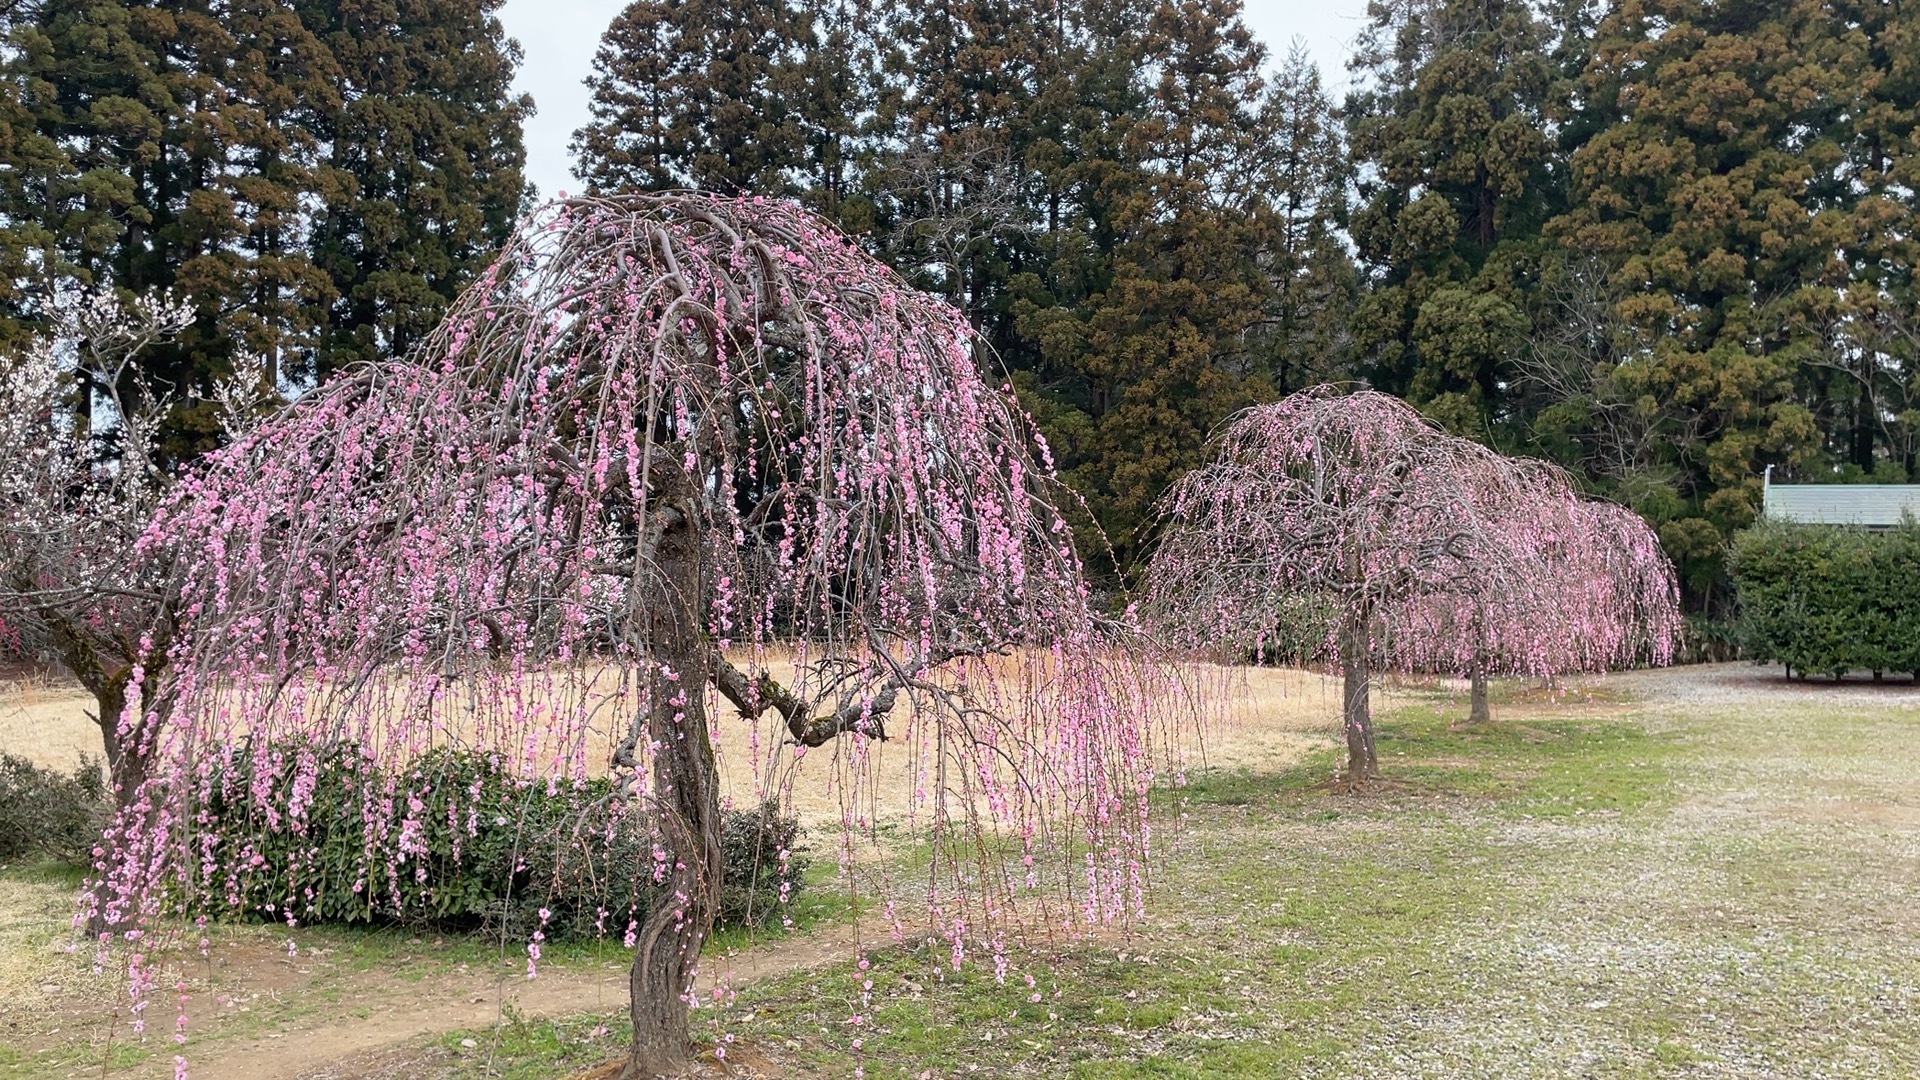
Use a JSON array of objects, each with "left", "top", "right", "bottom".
[
  {"left": 89, "top": 671, "right": 161, "bottom": 807},
  {"left": 75, "top": 652, "right": 169, "bottom": 935},
  {"left": 1339, "top": 614, "right": 1378, "bottom": 782},
  {"left": 42, "top": 610, "right": 167, "bottom": 810},
  {"left": 621, "top": 512, "right": 723, "bottom": 1079}
]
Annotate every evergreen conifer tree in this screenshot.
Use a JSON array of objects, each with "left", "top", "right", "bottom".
[
  {"left": 571, "top": 0, "right": 810, "bottom": 195},
  {"left": 300, "top": 0, "right": 531, "bottom": 383},
  {"left": 2, "top": 0, "right": 335, "bottom": 456},
  {"left": 1536, "top": 0, "right": 1910, "bottom": 598},
  {"left": 1344, "top": 0, "right": 1559, "bottom": 436}
]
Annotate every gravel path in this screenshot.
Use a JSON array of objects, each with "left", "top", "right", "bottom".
[{"left": 1604, "top": 660, "right": 1920, "bottom": 709}]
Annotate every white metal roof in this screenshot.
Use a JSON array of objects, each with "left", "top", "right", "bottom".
[{"left": 1763, "top": 483, "right": 1920, "bottom": 526}]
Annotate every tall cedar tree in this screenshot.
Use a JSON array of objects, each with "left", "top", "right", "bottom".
[
  {"left": 0, "top": 0, "right": 528, "bottom": 429},
  {"left": 1, "top": 0, "right": 337, "bottom": 457},
  {"left": 793, "top": 0, "right": 895, "bottom": 227},
  {"left": 893, "top": 0, "right": 1356, "bottom": 573},
  {"left": 0, "top": 10, "right": 61, "bottom": 353},
  {"left": 1344, "top": 0, "right": 1559, "bottom": 438},
  {"left": 570, "top": 0, "right": 810, "bottom": 196},
  {"left": 1540, "top": 0, "right": 1918, "bottom": 601},
  {"left": 1255, "top": 44, "right": 1358, "bottom": 397},
  {"left": 300, "top": 0, "right": 531, "bottom": 383},
  {"left": 1068, "top": 0, "right": 1281, "bottom": 555},
  {"left": 876, "top": 0, "right": 1052, "bottom": 335}
]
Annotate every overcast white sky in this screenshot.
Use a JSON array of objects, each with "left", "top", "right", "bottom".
[{"left": 497, "top": 0, "right": 1376, "bottom": 202}]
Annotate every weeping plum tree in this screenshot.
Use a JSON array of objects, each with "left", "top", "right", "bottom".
[
  {"left": 122, "top": 194, "right": 1165, "bottom": 1076},
  {"left": 1143, "top": 387, "right": 1679, "bottom": 781},
  {"left": 1430, "top": 485, "right": 1682, "bottom": 726}
]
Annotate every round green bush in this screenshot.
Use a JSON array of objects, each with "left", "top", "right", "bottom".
[{"left": 0, "top": 753, "right": 106, "bottom": 864}]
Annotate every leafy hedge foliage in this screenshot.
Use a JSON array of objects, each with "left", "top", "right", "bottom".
[
  {"left": 1676, "top": 614, "right": 1746, "bottom": 665},
  {"left": 197, "top": 741, "right": 808, "bottom": 941},
  {"left": 0, "top": 753, "right": 106, "bottom": 863},
  {"left": 1729, "top": 519, "right": 1920, "bottom": 678}
]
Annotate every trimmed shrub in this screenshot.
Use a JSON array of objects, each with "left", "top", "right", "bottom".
[
  {"left": 0, "top": 754, "right": 107, "bottom": 864},
  {"left": 1677, "top": 614, "right": 1745, "bottom": 664},
  {"left": 718, "top": 799, "right": 805, "bottom": 928},
  {"left": 195, "top": 740, "right": 807, "bottom": 940},
  {"left": 1729, "top": 519, "right": 1920, "bottom": 679}
]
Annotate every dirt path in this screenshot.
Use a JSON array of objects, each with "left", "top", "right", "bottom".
[
  {"left": 1, "top": 920, "right": 864, "bottom": 1080},
  {"left": 204, "top": 924, "right": 862, "bottom": 1080},
  {"left": 201, "top": 962, "right": 632, "bottom": 1080}
]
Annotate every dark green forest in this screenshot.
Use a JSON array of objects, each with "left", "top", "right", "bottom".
[
  {"left": 4, "top": 0, "right": 1916, "bottom": 608},
  {"left": 0, "top": 0, "right": 530, "bottom": 456}
]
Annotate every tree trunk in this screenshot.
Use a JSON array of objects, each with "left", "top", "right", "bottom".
[
  {"left": 1340, "top": 615, "right": 1378, "bottom": 782},
  {"left": 91, "top": 675, "right": 158, "bottom": 809},
  {"left": 1466, "top": 661, "right": 1492, "bottom": 725},
  {"left": 43, "top": 617, "right": 154, "bottom": 809},
  {"left": 620, "top": 514, "right": 723, "bottom": 1080},
  {"left": 86, "top": 668, "right": 164, "bottom": 935}
]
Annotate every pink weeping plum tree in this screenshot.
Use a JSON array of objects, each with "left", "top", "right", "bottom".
[
  {"left": 1142, "top": 387, "right": 1680, "bottom": 782},
  {"left": 120, "top": 194, "right": 1168, "bottom": 1076}
]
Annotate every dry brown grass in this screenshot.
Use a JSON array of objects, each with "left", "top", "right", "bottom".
[
  {"left": 0, "top": 656, "right": 1363, "bottom": 836},
  {"left": 0, "top": 666, "right": 102, "bottom": 771}
]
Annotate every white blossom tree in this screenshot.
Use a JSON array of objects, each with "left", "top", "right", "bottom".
[{"left": 0, "top": 291, "right": 200, "bottom": 801}]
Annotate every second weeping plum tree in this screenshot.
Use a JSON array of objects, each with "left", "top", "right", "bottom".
[
  {"left": 116, "top": 194, "right": 1169, "bottom": 1077},
  {"left": 1143, "top": 387, "right": 1680, "bottom": 781}
]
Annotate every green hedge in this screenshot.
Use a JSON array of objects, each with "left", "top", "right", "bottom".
[
  {"left": 1729, "top": 519, "right": 1920, "bottom": 679},
  {"left": 1676, "top": 614, "right": 1746, "bottom": 665},
  {"left": 197, "top": 740, "right": 807, "bottom": 941},
  {"left": 0, "top": 754, "right": 106, "bottom": 863}
]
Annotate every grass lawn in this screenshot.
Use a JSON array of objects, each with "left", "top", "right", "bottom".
[
  {"left": 448, "top": 671, "right": 1920, "bottom": 1079},
  {"left": 0, "top": 845, "right": 851, "bottom": 1079}
]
